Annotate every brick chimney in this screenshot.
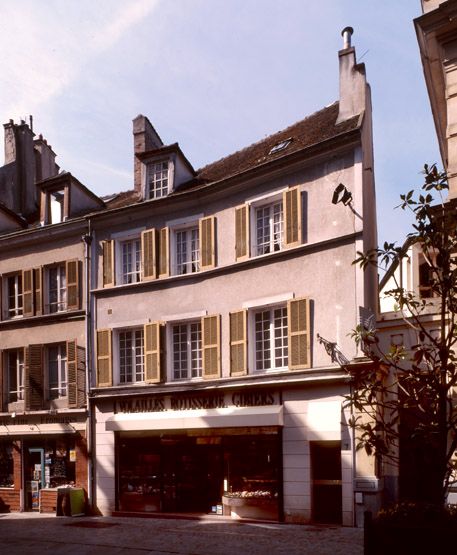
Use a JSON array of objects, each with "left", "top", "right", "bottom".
[
  {"left": 2, "top": 119, "right": 36, "bottom": 215},
  {"left": 336, "top": 27, "right": 368, "bottom": 124},
  {"left": 133, "top": 115, "right": 163, "bottom": 193},
  {"left": 34, "top": 134, "right": 59, "bottom": 182}
]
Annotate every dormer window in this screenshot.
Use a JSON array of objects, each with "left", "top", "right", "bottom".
[
  {"left": 147, "top": 160, "right": 169, "bottom": 199},
  {"left": 50, "top": 190, "right": 65, "bottom": 223},
  {"left": 40, "top": 185, "right": 69, "bottom": 225}
]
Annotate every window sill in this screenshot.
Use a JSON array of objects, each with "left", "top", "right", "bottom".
[
  {"left": 93, "top": 229, "right": 361, "bottom": 295},
  {"left": 0, "top": 309, "right": 85, "bottom": 328}
]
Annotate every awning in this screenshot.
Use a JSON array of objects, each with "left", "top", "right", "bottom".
[
  {"left": 0, "top": 422, "right": 85, "bottom": 436},
  {"left": 106, "top": 405, "right": 283, "bottom": 432}
]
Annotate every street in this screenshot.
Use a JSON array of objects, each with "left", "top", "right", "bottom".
[{"left": 0, "top": 513, "right": 363, "bottom": 555}]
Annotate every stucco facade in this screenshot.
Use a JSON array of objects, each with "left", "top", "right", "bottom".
[
  {"left": 87, "top": 31, "right": 378, "bottom": 526},
  {"left": 0, "top": 121, "right": 100, "bottom": 513}
]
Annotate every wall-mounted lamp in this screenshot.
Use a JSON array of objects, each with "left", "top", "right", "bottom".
[{"left": 332, "top": 183, "right": 353, "bottom": 206}]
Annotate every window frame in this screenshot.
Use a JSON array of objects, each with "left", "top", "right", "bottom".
[
  {"left": 5, "top": 273, "right": 23, "bottom": 319},
  {"left": 173, "top": 225, "right": 200, "bottom": 275},
  {"left": 253, "top": 199, "right": 284, "bottom": 256},
  {"left": 46, "top": 264, "right": 67, "bottom": 314},
  {"left": 111, "top": 228, "right": 145, "bottom": 286},
  {"left": 117, "top": 327, "right": 145, "bottom": 385},
  {"left": 248, "top": 303, "right": 289, "bottom": 373},
  {"left": 119, "top": 237, "right": 142, "bottom": 285},
  {"left": 111, "top": 326, "right": 146, "bottom": 386},
  {"left": 47, "top": 343, "right": 68, "bottom": 400},
  {"left": 169, "top": 320, "right": 203, "bottom": 381},
  {"left": 248, "top": 192, "right": 285, "bottom": 258},
  {"left": 246, "top": 299, "right": 290, "bottom": 375},
  {"left": 146, "top": 159, "right": 171, "bottom": 200},
  {"left": 168, "top": 215, "right": 203, "bottom": 276},
  {"left": 7, "top": 348, "right": 25, "bottom": 403},
  {"left": 49, "top": 189, "right": 65, "bottom": 224}
]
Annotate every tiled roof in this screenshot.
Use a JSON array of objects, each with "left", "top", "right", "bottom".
[
  {"left": 195, "top": 102, "right": 360, "bottom": 183},
  {"left": 103, "top": 190, "right": 141, "bottom": 209},
  {"left": 105, "top": 101, "right": 360, "bottom": 209}
]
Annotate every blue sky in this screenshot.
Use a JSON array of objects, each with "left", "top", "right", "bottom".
[{"left": 0, "top": 0, "right": 440, "bottom": 248}]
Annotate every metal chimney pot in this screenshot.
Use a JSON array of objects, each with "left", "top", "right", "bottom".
[{"left": 341, "top": 26, "right": 354, "bottom": 49}]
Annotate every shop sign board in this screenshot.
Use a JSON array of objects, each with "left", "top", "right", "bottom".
[{"left": 115, "top": 390, "right": 280, "bottom": 414}]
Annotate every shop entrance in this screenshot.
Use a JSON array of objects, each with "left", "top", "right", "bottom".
[
  {"left": 310, "top": 441, "right": 342, "bottom": 524},
  {"left": 118, "top": 435, "right": 224, "bottom": 514},
  {"left": 25, "top": 448, "right": 45, "bottom": 511},
  {"left": 23, "top": 438, "right": 77, "bottom": 511}
]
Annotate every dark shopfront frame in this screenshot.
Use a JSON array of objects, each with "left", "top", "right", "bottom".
[
  {"left": 114, "top": 426, "right": 284, "bottom": 520},
  {"left": 0, "top": 431, "right": 87, "bottom": 512}
]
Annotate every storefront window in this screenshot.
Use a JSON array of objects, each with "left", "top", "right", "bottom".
[
  {"left": 117, "top": 430, "right": 280, "bottom": 515},
  {"left": 0, "top": 441, "right": 14, "bottom": 487},
  {"left": 25, "top": 437, "right": 76, "bottom": 490},
  {"left": 223, "top": 436, "right": 279, "bottom": 499}
]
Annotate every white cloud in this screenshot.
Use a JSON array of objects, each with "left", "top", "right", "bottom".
[{"left": 0, "top": 0, "right": 160, "bottom": 122}]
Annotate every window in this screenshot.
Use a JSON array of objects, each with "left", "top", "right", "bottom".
[
  {"left": 172, "top": 321, "right": 202, "bottom": 380},
  {"left": 269, "top": 138, "right": 292, "bottom": 155},
  {"left": 255, "top": 201, "right": 284, "bottom": 256},
  {"left": 6, "top": 274, "right": 23, "bottom": 318},
  {"left": 7, "top": 349, "right": 24, "bottom": 402},
  {"left": 158, "top": 215, "right": 215, "bottom": 278},
  {"left": 119, "top": 329, "right": 144, "bottom": 384},
  {"left": 50, "top": 190, "right": 65, "bottom": 223},
  {"left": 235, "top": 187, "right": 302, "bottom": 262},
  {"left": 120, "top": 238, "right": 141, "bottom": 284},
  {"left": 0, "top": 440, "right": 14, "bottom": 487},
  {"left": 254, "top": 306, "right": 288, "bottom": 371},
  {"left": 147, "top": 160, "right": 169, "bottom": 199},
  {"left": 175, "top": 226, "right": 200, "bottom": 275},
  {"left": 48, "top": 344, "right": 67, "bottom": 399},
  {"left": 48, "top": 265, "right": 67, "bottom": 313}
]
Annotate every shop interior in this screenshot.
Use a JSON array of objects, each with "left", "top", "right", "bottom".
[{"left": 116, "top": 428, "right": 281, "bottom": 516}]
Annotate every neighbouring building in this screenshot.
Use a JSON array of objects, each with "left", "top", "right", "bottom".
[
  {"left": 89, "top": 29, "right": 378, "bottom": 525},
  {"left": 0, "top": 119, "right": 104, "bottom": 512},
  {"left": 369, "top": 0, "right": 457, "bottom": 508}
]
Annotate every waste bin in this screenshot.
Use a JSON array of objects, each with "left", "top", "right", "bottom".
[{"left": 56, "top": 487, "right": 85, "bottom": 516}]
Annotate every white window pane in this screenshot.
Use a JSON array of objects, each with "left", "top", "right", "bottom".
[
  {"left": 173, "top": 322, "right": 202, "bottom": 380},
  {"left": 119, "top": 329, "right": 144, "bottom": 383}
]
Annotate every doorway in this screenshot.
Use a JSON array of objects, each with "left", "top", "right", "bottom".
[
  {"left": 25, "top": 448, "right": 45, "bottom": 511},
  {"left": 310, "top": 441, "right": 342, "bottom": 524}
]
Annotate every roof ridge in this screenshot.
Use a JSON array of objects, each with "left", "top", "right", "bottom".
[{"left": 196, "top": 101, "right": 339, "bottom": 174}]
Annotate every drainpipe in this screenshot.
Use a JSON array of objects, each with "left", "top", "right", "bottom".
[{"left": 82, "top": 223, "right": 94, "bottom": 510}]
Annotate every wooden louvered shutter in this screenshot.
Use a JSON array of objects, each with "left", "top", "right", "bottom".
[
  {"left": 67, "top": 340, "right": 77, "bottom": 408},
  {"left": 77, "top": 345, "right": 86, "bottom": 407},
  {"left": 230, "top": 310, "right": 247, "bottom": 376},
  {"left": 199, "top": 216, "right": 216, "bottom": 270},
  {"left": 141, "top": 228, "right": 157, "bottom": 281},
  {"left": 67, "top": 341, "right": 86, "bottom": 408},
  {"left": 283, "top": 186, "right": 302, "bottom": 248},
  {"left": 202, "top": 315, "right": 221, "bottom": 379},
  {"left": 235, "top": 205, "right": 250, "bottom": 261},
  {"left": 0, "top": 351, "right": 4, "bottom": 412},
  {"left": 66, "top": 259, "right": 80, "bottom": 310},
  {"left": 159, "top": 227, "right": 170, "bottom": 278},
  {"left": 96, "top": 329, "right": 112, "bottom": 387},
  {"left": 287, "top": 298, "right": 310, "bottom": 369},
  {"left": 34, "top": 268, "right": 43, "bottom": 316},
  {"left": 25, "top": 344, "right": 44, "bottom": 410},
  {"left": 22, "top": 269, "right": 34, "bottom": 317},
  {"left": 102, "top": 240, "right": 115, "bottom": 287},
  {"left": 144, "top": 322, "right": 162, "bottom": 383}
]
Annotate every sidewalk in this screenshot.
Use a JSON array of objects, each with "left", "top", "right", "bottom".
[{"left": 0, "top": 513, "right": 363, "bottom": 555}]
